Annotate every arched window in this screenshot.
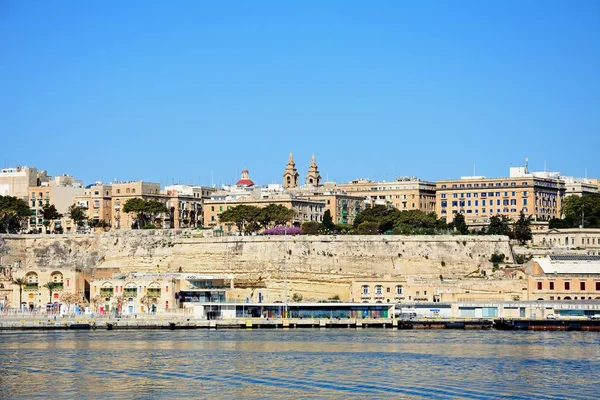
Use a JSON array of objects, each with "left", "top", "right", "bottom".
[
  {"left": 147, "top": 282, "right": 161, "bottom": 297},
  {"left": 100, "top": 282, "right": 114, "bottom": 298},
  {"left": 396, "top": 285, "right": 403, "bottom": 295},
  {"left": 25, "top": 272, "right": 39, "bottom": 289},
  {"left": 123, "top": 282, "right": 137, "bottom": 297}
]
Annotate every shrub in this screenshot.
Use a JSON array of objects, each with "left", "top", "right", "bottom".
[
  {"left": 490, "top": 252, "right": 505, "bottom": 266},
  {"left": 263, "top": 226, "right": 302, "bottom": 235}
]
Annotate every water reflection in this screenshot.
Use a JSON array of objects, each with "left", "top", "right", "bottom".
[{"left": 0, "top": 330, "right": 598, "bottom": 399}]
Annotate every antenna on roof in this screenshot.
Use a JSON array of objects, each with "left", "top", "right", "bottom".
[{"left": 525, "top": 157, "right": 529, "bottom": 173}]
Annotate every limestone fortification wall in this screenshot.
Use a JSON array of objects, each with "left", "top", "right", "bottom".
[{"left": 1, "top": 231, "right": 512, "bottom": 283}]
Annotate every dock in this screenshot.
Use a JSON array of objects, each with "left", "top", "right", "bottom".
[{"left": 0, "top": 317, "right": 493, "bottom": 331}]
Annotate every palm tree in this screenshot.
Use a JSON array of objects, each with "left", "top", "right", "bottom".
[
  {"left": 12, "top": 277, "right": 26, "bottom": 311},
  {"left": 42, "top": 282, "right": 59, "bottom": 306}
]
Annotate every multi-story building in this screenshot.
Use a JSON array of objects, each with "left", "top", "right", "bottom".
[
  {"left": 561, "top": 176, "right": 599, "bottom": 197},
  {"left": 110, "top": 181, "right": 162, "bottom": 229},
  {"left": 27, "top": 185, "right": 86, "bottom": 233},
  {"left": 204, "top": 194, "right": 325, "bottom": 230},
  {"left": 336, "top": 177, "right": 437, "bottom": 213},
  {"left": 10, "top": 267, "right": 82, "bottom": 312},
  {"left": 163, "top": 185, "right": 215, "bottom": 229},
  {"left": 436, "top": 166, "right": 566, "bottom": 226},
  {"left": 528, "top": 255, "right": 600, "bottom": 301},
  {"left": 0, "top": 166, "right": 39, "bottom": 200},
  {"left": 89, "top": 273, "right": 233, "bottom": 314},
  {"left": 532, "top": 228, "right": 600, "bottom": 251},
  {"left": 204, "top": 168, "right": 326, "bottom": 230},
  {"left": 295, "top": 189, "right": 364, "bottom": 225},
  {"left": 75, "top": 183, "right": 114, "bottom": 227}
]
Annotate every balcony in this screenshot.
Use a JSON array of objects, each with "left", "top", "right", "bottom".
[
  {"left": 24, "top": 283, "right": 38, "bottom": 290},
  {"left": 361, "top": 293, "right": 371, "bottom": 299},
  {"left": 123, "top": 289, "right": 137, "bottom": 297},
  {"left": 100, "top": 289, "right": 114, "bottom": 297},
  {"left": 147, "top": 289, "right": 161, "bottom": 297},
  {"left": 52, "top": 282, "right": 64, "bottom": 290},
  {"left": 374, "top": 292, "right": 384, "bottom": 298}
]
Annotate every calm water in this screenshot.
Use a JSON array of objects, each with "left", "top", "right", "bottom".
[{"left": 1, "top": 329, "right": 599, "bottom": 399}]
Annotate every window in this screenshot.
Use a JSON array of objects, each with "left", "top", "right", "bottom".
[
  {"left": 580, "top": 282, "right": 585, "bottom": 291},
  {"left": 565, "top": 282, "right": 570, "bottom": 290},
  {"left": 116, "top": 189, "right": 121, "bottom": 194},
  {"left": 396, "top": 285, "right": 403, "bottom": 295},
  {"left": 362, "top": 285, "right": 369, "bottom": 295},
  {"left": 549, "top": 282, "right": 554, "bottom": 290},
  {"left": 441, "top": 194, "right": 446, "bottom": 199},
  {"left": 537, "top": 282, "right": 542, "bottom": 290},
  {"left": 375, "top": 285, "right": 383, "bottom": 295},
  {"left": 596, "top": 282, "right": 600, "bottom": 291}
]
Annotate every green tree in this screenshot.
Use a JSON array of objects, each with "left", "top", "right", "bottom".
[
  {"left": 0, "top": 196, "right": 31, "bottom": 233},
  {"left": 451, "top": 213, "right": 469, "bottom": 235},
  {"left": 68, "top": 204, "right": 88, "bottom": 229},
  {"left": 560, "top": 194, "right": 600, "bottom": 228},
  {"left": 322, "top": 210, "right": 335, "bottom": 231},
  {"left": 357, "top": 221, "right": 379, "bottom": 235},
  {"left": 123, "top": 198, "right": 168, "bottom": 229},
  {"left": 42, "top": 204, "right": 62, "bottom": 233},
  {"left": 219, "top": 204, "right": 261, "bottom": 233},
  {"left": 487, "top": 214, "right": 511, "bottom": 236},
  {"left": 12, "top": 277, "right": 26, "bottom": 311},
  {"left": 256, "top": 204, "right": 295, "bottom": 229},
  {"left": 42, "top": 282, "right": 60, "bottom": 305},
  {"left": 512, "top": 212, "right": 532, "bottom": 245},
  {"left": 301, "top": 221, "right": 321, "bottom": 235}
]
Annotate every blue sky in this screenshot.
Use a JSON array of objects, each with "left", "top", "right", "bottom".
[{"left": 1, "top": 1, "right": 599, "bottom": 187}]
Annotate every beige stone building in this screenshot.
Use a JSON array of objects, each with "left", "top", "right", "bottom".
[
  {"left": 204, "top": 194, "right": 325, "bottom": 230},
  {"left": 349, "top": 277, "right": 514, "bottom": 304},
  {"left": 532, "top": 228, "right": 600, "bottom": 251},
  {"left": 10, "top": 267, "right": 82, "bottom": 312},
  {"left": 75, "top": 183, "right": 114, "bottom": 227},
  {"left": 0, "top": 166, "right": 39, "bottom": 200},
  {"left": 89, "top": 273, "right": 234, "bottom": 314},
  {"left": 436, "top": 166, "right": 566, "bottom": 226},
  {"left": 296, "top": 190, "right": 364, "bottom": 225},
  {"left": 336, "top": 177, "right": 437, "bottom": 213},
  {"left": 528, "top": 255, "right": 600, "bottom": 301},
  {"left": 27, "top": 185, "right": 86, "bottom": 233},
  {"left": 562, "top": 177, "right": 599, "bottom": 197}
]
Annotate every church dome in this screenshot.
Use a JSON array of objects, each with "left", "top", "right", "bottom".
[{"left": 236, "top": 169, "right": 255, "bottom": 186}]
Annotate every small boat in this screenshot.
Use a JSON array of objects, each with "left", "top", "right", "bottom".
[{"left": 69, "top": 323, "right": 92, "bottom": 330}]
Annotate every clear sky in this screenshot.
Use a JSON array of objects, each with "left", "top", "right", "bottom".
[{"left": 1, "top": 1, "right": 599, "bottom": 188}]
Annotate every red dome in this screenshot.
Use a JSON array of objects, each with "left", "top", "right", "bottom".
[
  {"left": 236, "top": 179, "right": 255, "bottom": 186},
  {"left": 236, "top": 169, "right": 255, "bottom": 186}
]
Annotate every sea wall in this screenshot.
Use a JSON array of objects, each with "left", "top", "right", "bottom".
[{"left": 1, "top": 230, "right": 512, "bottom": 280}]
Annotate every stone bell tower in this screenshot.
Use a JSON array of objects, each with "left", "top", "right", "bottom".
[
  {"left": 283, "top": 152, "right": 299, "bottom": 189},
  {"left": 305, "top": 154, "right": 321, "bottom": 187}
]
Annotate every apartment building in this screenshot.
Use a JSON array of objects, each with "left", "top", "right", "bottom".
[
  {"left": 562, "top": 176, "right": 599, "bottom": 197},
  {"left": 27, "top": 185, "right": 85, "bottom": 233},
  {"left": 436, "top": 166, "right": 566, "bottom": 225},
  {"left": 0, "top": 166, "right": 39, "bottom": 200},
  {"left": 204, "top": 194, "right": 326, "bottom": 230},
  {"left": 74, "top": 183, "right": 113, "bottom": 227},
  {"left": 110, "top": 181, "right": 162, "bottom": 229},
  {"left": 336, "top": 177, "right": 437, "bottom": 213},
  {"left": 528, "top": 255, "right": 600, "bottom": 301},
  {"left": 163, "top": 185, "right": 214, "bottom": 229}
]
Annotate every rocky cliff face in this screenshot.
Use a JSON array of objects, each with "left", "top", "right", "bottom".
[{"left": 1, "top": 231, "right": 514, "bottom": 299}]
